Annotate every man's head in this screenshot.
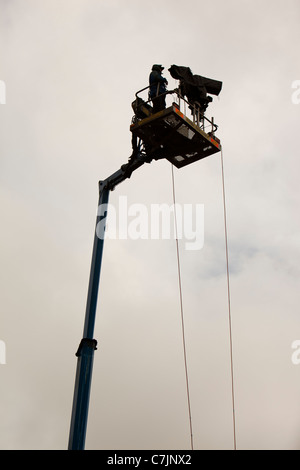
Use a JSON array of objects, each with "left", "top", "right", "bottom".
[{"left": 152, "top": 64, "right": 164, "bottom": 72}]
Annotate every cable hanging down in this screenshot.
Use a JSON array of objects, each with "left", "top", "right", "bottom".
[
  {"left": 220, "top": 148, "right": 237, "bottom": 450},
  {"left": 171, "top": 165, "right": 194, "bottom": 451},
  {"left": 171, "top": 149, "right": 237, "bottom": 451}
]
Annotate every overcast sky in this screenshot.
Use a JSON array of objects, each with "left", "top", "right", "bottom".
[{"left": 1, "top": 0, "right": 300, "bottom": 450}]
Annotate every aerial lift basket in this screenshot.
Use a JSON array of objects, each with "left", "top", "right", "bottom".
[{"left": 130, "top": 101, "right": 221, "bottom": 169}]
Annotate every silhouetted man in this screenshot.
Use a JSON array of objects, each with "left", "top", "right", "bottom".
[{"left": 149, "top": 64, "right": 168, "bottom": 113}]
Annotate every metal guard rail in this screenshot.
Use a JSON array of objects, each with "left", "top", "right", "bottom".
[{"left": 134, "top": 85, "right": 218, "bottom": 134}]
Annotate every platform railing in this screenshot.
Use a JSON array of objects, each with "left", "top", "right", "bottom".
[{"left": 134, "top": 85, "right": 218, "bottom": 135}]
